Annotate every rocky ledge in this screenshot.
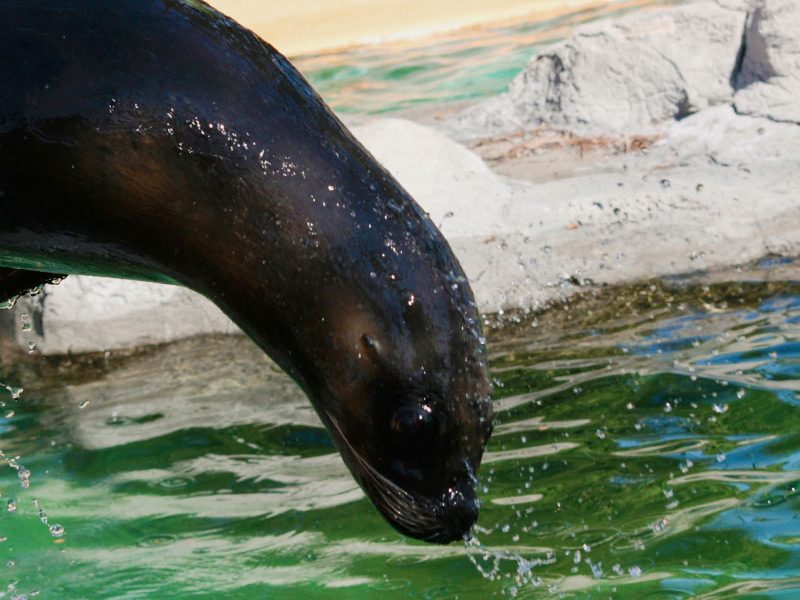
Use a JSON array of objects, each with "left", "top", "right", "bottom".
[{"left": 3, "top": 0, "right": 799, "bottom": 354}]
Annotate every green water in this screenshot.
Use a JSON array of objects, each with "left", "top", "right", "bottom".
[
  {"left": 0, "top": 2, "right": 792, "bottom": 597},
  {"left": 3, "top": 279, "right": 800, "bottom": 597},
  {"left": 295, "top": 0, "right": 675, "bottom": 114}
]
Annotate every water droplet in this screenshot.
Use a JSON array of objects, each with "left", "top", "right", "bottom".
[
  {"left": 589, "top": 560, "right": 603, "bottom": 578},
  {"left": 17, "top": 468, "right": 30, "bottom": 488},
  {"left": 2, "top": 386, "right": 23, "bottom": 400},
  {"left": 650, "top": 517, "right": 669, "bottom": 533}
]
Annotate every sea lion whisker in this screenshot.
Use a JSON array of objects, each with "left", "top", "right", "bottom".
[
  {"left": 328, "top": 415, "right": 416, "bottom": 502},
  {"left": 360, "top": 468, "right": 444, "bottom": 531},
  {"left": 328, "top": 414, "right": 443, "bottom": 530}
]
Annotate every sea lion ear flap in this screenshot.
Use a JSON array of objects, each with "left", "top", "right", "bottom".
[
  {"left": 0, "top": 268, "right": 66, "bottom": 308},
  {"left": 361, "top": 333, "right": 384, "bottom": 361},
  {"left": 361, "top": 333, "right": 378, "bottom": 351},
  {"left": 360, "top": 333, "right": 397, "bottom": 375}
]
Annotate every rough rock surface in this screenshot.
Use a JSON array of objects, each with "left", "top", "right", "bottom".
[
  {"left": 351, "top": 118, "right": 513, "bottom": 238},
  {"left": 448, "top": 1, "right": 748, "bottom": 139},
  {"left": 11, "top": 277, "right": 239, "bottom": 355},
  {"left": 734, "top": 0, "right": 800, "bottom": 123},
  {"left": 4, "top": 0, "right": 800, "bottom": 354},
  {"left": 9, "top": 105, "right": 800, "bottom": 353}
]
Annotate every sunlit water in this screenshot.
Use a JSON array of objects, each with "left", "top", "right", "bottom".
[
  {"left": 3, "top": 279, "right": 800, "bottom": 597},
  {"left": 295, "top": 0, "right": 676, "bottom": 114}
]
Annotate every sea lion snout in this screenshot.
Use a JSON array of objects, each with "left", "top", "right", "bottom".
[
  {"left": 356, "top": 461, "right": 482, "bottom": 544},
  {"left": 427, "top": 482, "right": 481, "bottom": 544}
]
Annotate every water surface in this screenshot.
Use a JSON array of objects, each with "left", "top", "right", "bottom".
[{"left": 3, "top": 280, "right": 800, "bottom": 597}]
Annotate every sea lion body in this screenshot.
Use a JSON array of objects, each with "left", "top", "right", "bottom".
[{"left": 0, "top": 0, "right": 493, "bottom": 543}]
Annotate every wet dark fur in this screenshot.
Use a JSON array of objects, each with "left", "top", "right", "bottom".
[{"left": 0, "top": 0, "right": 493, "bottom": 543}]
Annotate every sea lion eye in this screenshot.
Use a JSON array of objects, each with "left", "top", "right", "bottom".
[{"left": 390, "top": 404, "right": 437, "bottom": 448}]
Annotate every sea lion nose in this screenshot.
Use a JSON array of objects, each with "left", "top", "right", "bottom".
[
  {"left": 449, "top": 493, "right": 480, "bottom": 538},
  {"left": 430, "top": 484, "right": 480, "bottom": 544}
]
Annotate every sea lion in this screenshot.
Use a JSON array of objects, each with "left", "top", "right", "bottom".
[{"left": 0, "top": 0, "right": 493, "bottom": 543}]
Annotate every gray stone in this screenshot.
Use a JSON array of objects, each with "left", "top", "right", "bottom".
[
  {"left": 8, "top": 277, "right": 238, "bottom": 355},
  {"left": 734, "top": 0, "right": 800, "bottom": 123},
  {"left": 449, "top": 1, "right": 748, "bottom": 138}
]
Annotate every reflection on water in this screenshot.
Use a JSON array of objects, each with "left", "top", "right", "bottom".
[
  {"left": 295, "top": 0, "right": 676, "bottom": 114},
  {"left": 4, "top": 281, "right": 800, "bottom": 596}
]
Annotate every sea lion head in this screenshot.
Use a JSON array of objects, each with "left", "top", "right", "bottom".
[
  {"left": 313, "top": 274, "right": 494, "bottom": 544},
  {"left": 256, "top": 155, "right": 495, "bottom": 544}
]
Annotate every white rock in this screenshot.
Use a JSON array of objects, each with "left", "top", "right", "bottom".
[
  {"left": 734, "top": 0, "right": 800, "bottom": 123},
  {"left": 449, "top": 1, "right": 748, "bottom": 138},
  {"left": 13, "top": 276, "right": 237, "bottom": 355},
  {"left": 351, "top": 118, "right": 512, "bottom": 238},
  {"left": 4, "top": 0, "right": 800, "bottom": 354}
]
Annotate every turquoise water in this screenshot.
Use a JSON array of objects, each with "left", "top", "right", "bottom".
[
  {"left": 4, "top": 280, "right": 800, "bottom": 597},
  {"left": 295, "top": 0, "right": 674, "bottom": 114}
]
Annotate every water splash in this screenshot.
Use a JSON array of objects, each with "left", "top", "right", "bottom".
[{"left": 464, "top": 532, "right": 550, "bottom": 593}]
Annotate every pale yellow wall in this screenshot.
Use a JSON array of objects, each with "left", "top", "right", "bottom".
[{"left": 206, "top": 0, "right": 607, "bottom": 56}]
